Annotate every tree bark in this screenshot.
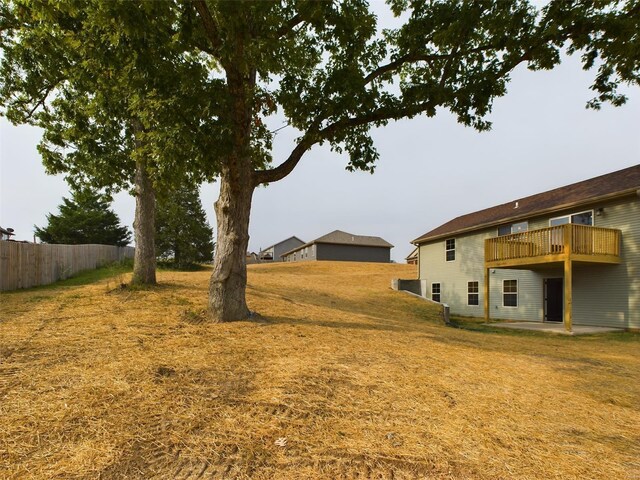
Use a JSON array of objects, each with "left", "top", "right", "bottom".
[
  {"left": 131, "top": 158, "right": 157, "bottom": 285},
  {"left": 208, "top": 163, "right": 254, "bottom": 321},
  {"left": 201, "top": 3, "right": 256, "bottom": 321}
]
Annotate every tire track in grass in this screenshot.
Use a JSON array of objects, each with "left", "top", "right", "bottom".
[{"left": 0, "top": 298, "right": 69, "bottom": 396}]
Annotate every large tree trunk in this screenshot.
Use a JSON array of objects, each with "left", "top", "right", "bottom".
[
  {"left": 206, "top": 32, "right": 257, "bottom": 321},
  {"left": 208, "top": 164, "right": 254, "bottom": 321},
  {"left": 131, "top": 158, "right": 157, "bottom": 285}
]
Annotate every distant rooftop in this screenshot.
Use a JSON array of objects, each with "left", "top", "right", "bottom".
[
  {"left": 259, "top": 236, "right": 305, "bottom": 252},
  {"left": 282, "top": 230, "right": 393, "bottom": 256}
]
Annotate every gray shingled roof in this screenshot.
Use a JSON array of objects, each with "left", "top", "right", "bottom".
[
  {"left": 282, "top": 230, "right": 393, "bottom": 256},
  {"left": 413, "top": 164, "right": 640, "bottom": 244},
  {"left": 260, "top": 236, "right": 305, "bottom": 252}
]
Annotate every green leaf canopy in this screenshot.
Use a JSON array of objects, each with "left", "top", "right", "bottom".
[{"left": 2, "top": 1, "right": 638, "bottom": 186}]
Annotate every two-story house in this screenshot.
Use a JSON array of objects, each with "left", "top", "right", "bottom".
[{"left": 412, "top": 164, "right": 639, "bottom": 332}]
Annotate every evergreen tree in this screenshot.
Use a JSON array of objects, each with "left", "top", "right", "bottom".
[
  {"left": 155, "top": 185, "right": 214, "bottom": 268},
  {"left": 35, "top": 188, "right": 131, "bottom": 246}
]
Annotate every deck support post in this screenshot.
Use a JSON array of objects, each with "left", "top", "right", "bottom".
[
  {"left": 563, "top": 258, "right": 572, "bottom": 333},
  {"left": 484, "top": 267, "right": 490, "bottom": 321},
  {"left": 563, "top": 225, "right": 573, "bottom": 333}
]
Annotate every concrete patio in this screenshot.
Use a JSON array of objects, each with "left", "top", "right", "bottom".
[{"left": 485, "top": 321, "right": 624, "bottom": 335}]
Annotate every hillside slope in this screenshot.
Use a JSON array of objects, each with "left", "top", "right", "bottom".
[{"left": 0, "top": 261, "right": 638, "bottom": 479}]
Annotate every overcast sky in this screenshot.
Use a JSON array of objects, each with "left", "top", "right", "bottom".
[{"left": 1, "top": 10, "right": 639, "bottom": 262}]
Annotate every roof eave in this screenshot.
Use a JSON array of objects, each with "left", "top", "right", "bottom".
[
  {"left": 315, "top": 240, "right": 394, "bottom": 248},
  {"left": 412, "top": 188, "right": 638, "bottom": 245},
  {"left": 280, "top": 241, "right": 314, "bottom": 257},
  {"left": 261, "top": 235, "right": 306, "bottom": 253},
  {"left": 281, "top": 239, "right": 393, "bottom": 257}
]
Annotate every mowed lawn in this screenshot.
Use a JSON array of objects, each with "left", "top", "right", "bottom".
[{"left": 0, "top": 262, "right": 638, "bottom": 479}]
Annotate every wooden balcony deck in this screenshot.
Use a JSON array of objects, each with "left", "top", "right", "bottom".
[{"left": 485, "top": 224, "right": 621, "bottom": 269}]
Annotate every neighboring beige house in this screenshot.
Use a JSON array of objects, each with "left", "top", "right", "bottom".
[
  {"left": 406, "top": 247, "right": 418, "bottom": 265},
  {"left": 412, "top": 164, "right": 640, "bottom": 331}
]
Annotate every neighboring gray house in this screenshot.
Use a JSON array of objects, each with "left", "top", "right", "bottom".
[
  {"left": 412, "top": 164, "right": 640, "bottom": 331},
  {"left": 282, "top": 230, "right": 393, "bottom": 263},
  {"left": 258, "top": 236, "right": 305, "bottom": 262}
]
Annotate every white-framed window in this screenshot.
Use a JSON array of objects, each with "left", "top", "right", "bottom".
[
  {"left": 503, "top": 280, "right": 518, "bottom": 307},
  {"left": 431, "top": 283, "right": 441, "bottom": 302},
  {"left": 445, "top": 239, "right": 455, "bottom": 261},
  {"left": 550, "top": 210, "right": 593, "bottom": 227},
  {"left": 468, "top": 281, "right": 479, "bottom": 306}
]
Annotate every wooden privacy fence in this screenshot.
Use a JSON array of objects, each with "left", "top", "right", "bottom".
[{"left": 0, "top": 241, "right": 135, "bottom": 291}]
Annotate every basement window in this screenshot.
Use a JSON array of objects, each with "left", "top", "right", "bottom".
[
  {"left": 431, "top": 283, "right": 441, "bottom": 303},
  {"left": 503, "top": 280, "right": 518, "bottom": 307},
  {"left": 468, "top": 281, "right": 479, "bottom": 306},
  {"left": 445, "top": 239, "right": 455, "bottom": 261}
]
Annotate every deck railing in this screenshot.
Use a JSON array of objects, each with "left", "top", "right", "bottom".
[{"left": 485, "top": 224, "right": 620, "bottom": 263}]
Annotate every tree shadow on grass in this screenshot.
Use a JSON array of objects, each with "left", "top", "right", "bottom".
[
  {"left": 259, "top": 314, "right": 425, "bottom": 334},
  {"left": 0, "top": 261, "right": 133, "bottom": 298},
  {"left": 156, "top": 261, "right": 212, "bottom": 272},
  {"left": 247, "top": 284, "right": 447, "bottom": 334}
]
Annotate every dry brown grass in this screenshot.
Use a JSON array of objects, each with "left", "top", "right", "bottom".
[{"left": 0, "top": 261, "right": 638, "bottom": 479}]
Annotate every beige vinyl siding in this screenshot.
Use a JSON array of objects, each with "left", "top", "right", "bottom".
[
  {"left": 418, "top": 194, "right": 639, "bottom": 329},
  {"left": 571, "top": 196, "right": 640, "bottom": 329},
  {"left": 418, "top": 230, "right": 543, "bottom": 321},
  {"left": 489, "top": 270, "right": 543, "bottom": 321}
]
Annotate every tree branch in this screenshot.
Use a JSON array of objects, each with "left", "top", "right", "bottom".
[
  {"left": 252, "top": 99, "right": 436, "bottom": 186},
  {"left": 18, "top": 81, "right": 60, "bottom": 120},
  {"left": 253, "top": 135, "right": 315, "bottom": 185},
  {"left": 255, "top": 15, "right": 561, "bottom": 187},
  {"left": 25, "top": 92, "right": 50, "bottom": 119},
  {"left": 192, "top": 0, "right": 229, "bottom": 69},
  {"left": 275, "top": 2, "right": 320, "bottom": 39},
  {"left": 320, "top": 101, "right": 436, "bottom": 141},
  {"left": 276, "top": 12, "right": 306, "bottom": 38},
  {"left": 363, "top": 45, "right": 498, "bottom": 85},
  {"left": 438, "top": 45, "right": 460, "bottom": 90},
  {"left": 193, "top": 40, "right": 216, "bottom": 57}
]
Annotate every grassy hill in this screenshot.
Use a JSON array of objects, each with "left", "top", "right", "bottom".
[{"left": 0, "top": 262, "right": 638, "bottom": 479}]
